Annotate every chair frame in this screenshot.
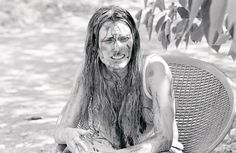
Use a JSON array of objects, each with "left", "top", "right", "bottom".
[{"left": 162, "top": 54, "right": 235, "bottom": 153}]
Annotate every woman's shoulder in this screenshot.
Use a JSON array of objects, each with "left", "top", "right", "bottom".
[
  {"left": 142, "top": 53, "right": 163, "bottom": 61},
  {"left": 142, "top": 53, "right": 171, "bottom": 77},
  {"left": 141, "top": 54, "right": 172, "bottom": 99}
]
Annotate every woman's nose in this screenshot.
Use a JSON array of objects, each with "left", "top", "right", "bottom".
[{"left": 113, "top": 41, "right": 122, "bottom": 52}]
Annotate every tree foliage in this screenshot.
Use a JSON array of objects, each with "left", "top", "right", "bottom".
[{"left": 135, "top": 0, "right": 236, "bottom": 61}]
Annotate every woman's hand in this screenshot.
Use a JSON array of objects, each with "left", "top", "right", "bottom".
[{"left": 63, "top": 127, "right": 91, "bottom": 153}]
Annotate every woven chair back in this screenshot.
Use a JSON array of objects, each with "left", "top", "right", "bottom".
[{"left": 162, "top": 55, "right": 235, "bottom": 153}]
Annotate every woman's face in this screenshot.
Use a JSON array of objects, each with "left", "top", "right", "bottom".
[{"left": 98, "top": 21, "right": 133, "bottom": 70}]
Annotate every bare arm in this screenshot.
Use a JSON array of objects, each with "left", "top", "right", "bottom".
[
  {"left": 115, "top": 60, "right": 174, "bottom": 153},
  {"left": 54, "top": 76, "right": 91, "bottom": 153},
  {"left": 54, "top": 78, "right": 84, "bottom": 143}
]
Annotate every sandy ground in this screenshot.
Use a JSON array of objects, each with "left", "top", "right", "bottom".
[
  {"left": 0, "top": 25, "right": 83, "bottom": 153},
  {"left": 0, "top": 1, "right": 236, "bottom": 153}
]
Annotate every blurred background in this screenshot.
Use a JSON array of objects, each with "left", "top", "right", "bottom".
[{"left": 0, "top": 0, "right": 235, "bottom": 153}]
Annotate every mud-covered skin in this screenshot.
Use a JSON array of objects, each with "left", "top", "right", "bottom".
[{"left": 98, "top": 21, "right": 133, "bottom": 70}]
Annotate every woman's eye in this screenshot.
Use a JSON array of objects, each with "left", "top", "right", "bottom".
[
  {"left": 119, "top": 37, "right": 129, "bottom": 42},
  {"left": 104, "top": 38, "right": 114, "bottom": 43}
]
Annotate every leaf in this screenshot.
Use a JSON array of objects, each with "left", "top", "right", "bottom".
[
  {"left": 179, "top": 0, "right": 188, "bottom": 8},
  {"left": 147, "top": 15, "right": 155, "bottom": 39},
  {"left": 188, "top": 0, "right": 192, "bottom": 11},
  {"left": 227, "top": 0, "right": 236, "bottom": 31},
  {"left": 144, "top": 0, "right": 148, "bottom": 7},
  {"left": 201, "top": 0, "right": 211, "bottom": 42},
  {"left": 158, "top": 22, "right": 170, "bottom": 49},
  {"left": 135, "top": 9, "right": 142, "bottom": 28},
  {"left": 214, "top": 33, "right": 231, "bottom": 45},
  {"left": 184, "top": 31, "right": 190, "bottom": 48},
  {"left": 211, "top": 32, "right": 221, "bottom": 52},
  {"left": 225, "top": 16, "right": 229, "bottom": 30},
  {"left": 191, "top": 23, "right": 204, "bottom": 42},
  {"left": 175, "top": 20, "right": 187, "bottom": 34},
  {"left": 227, "top": 0, "right": 236, "bottom": 60},
  {"left": 175, "top": 19, "right": 188, "bottom": 41},
  {"left": 177, "top": 7, "right": 189, "bottom": 18},
  {"left": 201, "top": 0, "right": 221, "bottom": 52},
  {"left": 229, "top": 24, "right": 234, "bottom": 38},
  {"left": 142, "top": 8, "right": 152, "bottom": 26},
  {"left": 208, "top": 0, "right": 228, "bottom": 45},
  {"left": 155, "top": 0, "right": 166, "bottom": 11},
  {"left": 172, "top": 26, "right": 176, "bottom": 34},
  {"left": 190, "top": 23, "right": 198, "bottom": 32},
  {"left": 196, "top": 11, "right": 202, "bottom": 19},
  {"left": 155, "top": 15, "right": 165, "bottom": 34},
  {"left": 158, "top": 30, "right": 166, "bottom": 48},
  {"left": 165, "top": 19, "right": 171, "bottom": 36},
  {"left": 186, "top": 0, "right": 204, "bottom": 33},
  {"left": 212, "top": 45, "right": 221, "bottom": 52},
  {"left": 161, "top": 34, "right": 170, "bottom": 49},
  {"left": 166, "top": 34, "right": 171, "bottom": 47},
  {"left": 175, "top": 38, "right": 182, "bottom": 48},
  {"left": 158, "top": 22, "right": 166, "bottom": 41},
  {"left": 161, "top": 20, "right": 166, "bottom": 31},
  {"left": 228, "top": 40, "right": 236, "bottom": 61},
  {"left": 227, "top": 0, "right": 236, "bottom": 46},
  {"left": 135, "top": 9, "right": 142, "bottom": 21}
]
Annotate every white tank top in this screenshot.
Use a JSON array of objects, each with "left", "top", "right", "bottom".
[{"left": 142, "top": 54, "right": 183, "bottom": 152}]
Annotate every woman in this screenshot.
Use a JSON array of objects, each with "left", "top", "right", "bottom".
[{"left": 54, "top": 5, "right": 183, "bottom": 153}]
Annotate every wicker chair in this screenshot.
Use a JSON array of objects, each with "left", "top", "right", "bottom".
[{"left": 161, "top": 54, "right": 235, "bottom": 153}]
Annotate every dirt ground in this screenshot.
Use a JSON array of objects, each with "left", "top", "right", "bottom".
[
  {"left": 0, "top": 25, "right": 83, "bottom": 153},
  {"left": 0, "top": 1, "right": 236, "bottom": 153}
]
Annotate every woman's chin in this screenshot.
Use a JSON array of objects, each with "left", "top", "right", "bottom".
[{"left": 110, "top": 61, "right": 129, "bottom": 70}]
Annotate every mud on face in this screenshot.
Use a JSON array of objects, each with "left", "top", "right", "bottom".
[{"left": 98, "top": 21, "right": 133, "bottom": 70}]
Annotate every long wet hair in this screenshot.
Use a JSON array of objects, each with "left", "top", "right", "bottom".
[{"left": 74, "top": 5, "right": 143, "bottom": 146}]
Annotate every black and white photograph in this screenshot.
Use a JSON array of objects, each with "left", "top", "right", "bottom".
[{"left": 0, "top": 0, "right": 236, "bottom": 153}]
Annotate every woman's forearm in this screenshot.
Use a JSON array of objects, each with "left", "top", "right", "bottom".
[
  {"left": 54, "top": 127, "right": 68, "bottom": 144},
  {"left": 116, "top": 133, "right": 172, "bottom": 153}
]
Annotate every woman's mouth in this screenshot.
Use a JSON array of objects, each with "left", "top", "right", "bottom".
[{"left": 111, "top": 54, "right": 125, "bottom": 60}]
